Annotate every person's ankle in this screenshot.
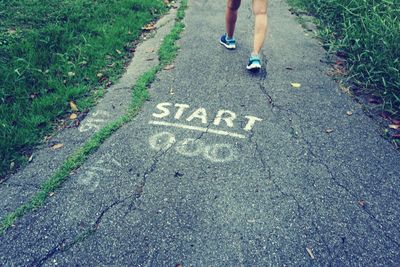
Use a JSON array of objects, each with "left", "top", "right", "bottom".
[
  {"left": 251, "top": 53, "right": 260, "bottom": 58},
  {"left": 226, "top": 34, "right": 234, "bottom": 40}
]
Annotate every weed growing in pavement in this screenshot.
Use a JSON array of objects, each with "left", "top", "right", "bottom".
[
  {"left": 0, "top": 0, "right": 188, "bottom": 235},
  {"left": 0, "top": 0, "right": 166, "bottom": 179},
  {"left": 287, "top": 0, "right": 400, "bottom": 121}
]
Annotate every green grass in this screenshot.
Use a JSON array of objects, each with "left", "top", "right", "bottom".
[
  {"left": 0, "top": 0, "right": 188, "bottom": 236},
  {"left": 287, "top": 0, "right": 400, "bottom": 117},
  {"left": 0, "top": 0, "right": 167, "bottom": 179}
]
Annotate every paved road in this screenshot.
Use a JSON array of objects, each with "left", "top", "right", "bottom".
[{"left": 1, "top": 0, "right": 400, "bottom": 266}]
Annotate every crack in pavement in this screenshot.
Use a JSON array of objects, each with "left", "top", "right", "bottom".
[
  {"left": 31, "top": 144, "right": 175, "bottom": 266},
  {"left": 298, "top": 127, "right": 400, "bottom": 249},
  {"left": 248, "top": 131, "right": 305, "bottom": 218}
]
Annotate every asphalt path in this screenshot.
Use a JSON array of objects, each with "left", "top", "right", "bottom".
[{"left": 1, "top": 0, "right": 400, "bottom": 266}]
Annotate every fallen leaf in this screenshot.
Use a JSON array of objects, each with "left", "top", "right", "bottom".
[
  {"left": 306, "top": 247, "right": 315, "bottom": 259},
  {"left": 69, "top": 101, "right": 78, "bottom": 112},
  {"left": 339, "top": 83, "right": 351, "bottom": 95},
  {"left": 325, "top": 128, "right": 334, "bottom": 133},
  {"left": 358, "top": 200, "right": 367, "bottom": 208},
  {"left": 291, "top": 83, "right": 301, "bottom": 88},
  {"left": 346, "top": 111, "right": 353, "bottom": 116},
  {"left": 116, "top": 49, "right": 122, "bottom": 55},
  {"left": 164, "top": 64, "right": 175, "bottom": 70},
  {"left": 389, "top": 124, "right": 400, "bottom": 130},
  {"left": 69, "top": 113, "right": 78, "bottom": 120},
  {"left": 142, "top": 24, "right": 156, "bottom": 31},
  {"left": 51, "top": 143, "right": 64, "bottom": 150}
]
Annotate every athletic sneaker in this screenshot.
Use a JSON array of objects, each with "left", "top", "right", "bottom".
[
  {"left": 246, "top": 55, "right": 262, "bottom": 71},
  {"left": 220, "top": 34, "right": 236, "bottom": 49}
]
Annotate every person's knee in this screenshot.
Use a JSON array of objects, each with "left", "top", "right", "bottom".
[
  {"left": 227, "top": 0, "right": 241, "bottom": 10},
  {"left": 253, "top": 0, "right": 268, "bottom": 15},
  {"left": 253, "top": 8, "right": 267, "bottom": 16}
]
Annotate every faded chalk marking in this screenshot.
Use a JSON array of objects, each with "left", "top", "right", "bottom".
[
  {"left": 244, "top": 116, "right": 263, "bottom": 131},
  {"left": 148, "top": 120, "right": 246, "bottom": 139},
  {"left": 175, "top": 138, "right": 204, "bottom": 157},
  {"left": 77, "top": 156, "right": 122, "bottom": 192},
  {"left": 79, "top": 110, "right": 111, "bottom": 133},
  {"left": 204, "top": 144, "right": 237, "bottom": 163},
  {"left": 148, "top": 132, "right": 237, "bottom": 163},
  {"left": 151, "top": 102, "right": 263, "bottom": 132},
  {"left": 149, "top": 132, "right": 176, "bottom": 151},
  {"left": 186, "top": 107, "right": 208, "bottom": 124}
]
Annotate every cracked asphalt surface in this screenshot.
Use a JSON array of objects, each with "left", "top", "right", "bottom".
[{"left": 1, "top": 0, "right": 400, "bottom": 266}]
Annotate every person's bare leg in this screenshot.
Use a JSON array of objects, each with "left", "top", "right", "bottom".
[
  {"left": 226, "top": 0, "right": 241, "bottom": 38},
  {"left": 252, "top": 0, "right": 268, "bottom": 55}
]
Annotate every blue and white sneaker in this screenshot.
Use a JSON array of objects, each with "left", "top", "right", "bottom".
[
  {"left": 220, "top": 34, "right": 236, "bottom": 49},
  {"left": 246, "top": 55, "right": 262, "bottom": 71}
]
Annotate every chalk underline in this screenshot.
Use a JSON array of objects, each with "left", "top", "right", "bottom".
[{"left": 148, "top": 120, "right": 246, "bottom": 139}]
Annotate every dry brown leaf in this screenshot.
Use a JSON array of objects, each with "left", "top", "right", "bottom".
[
  {"left": 69, "top": 101, "right": 78, "bottom": 112},
  {"left": 52, "top": 143, "right": 64, "bottom": 150},
  {"left": 70, "top": 113, "right": 78, "bottom": 120},
  {"left": 142, "top": 24, "right": 156, "bottom": 31},
  {"left": 339, "top": 83, "right": 351, "bottom": 95},
  {"left": 306, "top": 247, "right": 315, "bottom": 259},
  {"left": 164, "top": 64, "right": 175, "bottom": 70}
]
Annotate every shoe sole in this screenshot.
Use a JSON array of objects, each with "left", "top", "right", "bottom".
[
  {"left": 246, "top": 63, "right": 261, "bottom": 71},
  {"left": 220, "top": 40, "right": 236, "bottom": 50}
]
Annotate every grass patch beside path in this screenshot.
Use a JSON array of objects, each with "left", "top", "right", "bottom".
[
  {"left": 287, "top": 0, "right": 400, "bottom": 118},
  {"left": 0, "top": 0, "right": 166, "bottom": 179},
  {"left": 0, "top": 0, "right": 188, "bottom": 236}
]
